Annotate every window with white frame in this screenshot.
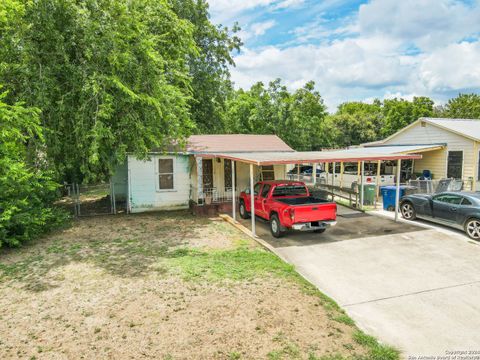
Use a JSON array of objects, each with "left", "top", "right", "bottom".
[
  {"left": 157, "top": 158, "right": 174, "bottom": 190},
  {"left": 261, "top": 165, "right": 275, "bottom": 180}
]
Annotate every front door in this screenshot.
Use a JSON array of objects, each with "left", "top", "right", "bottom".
[{"left": 432, "top": 194, "right": 463, "bottom": 223}]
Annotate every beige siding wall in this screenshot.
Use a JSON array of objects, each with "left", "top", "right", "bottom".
[
  {"left": 383, "top": 121, "right": 476, "bottom": 180},
  {"left": 411, "top": 149, "right": 446, "bottom": 179}
]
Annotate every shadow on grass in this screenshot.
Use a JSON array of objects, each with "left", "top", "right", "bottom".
[{"left": 0, "top": 211, "right": 215, "bottom": 291}]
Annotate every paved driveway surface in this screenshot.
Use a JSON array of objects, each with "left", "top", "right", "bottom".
[{"left": 239, "top": 206, "right": 480, "bottom": 356}]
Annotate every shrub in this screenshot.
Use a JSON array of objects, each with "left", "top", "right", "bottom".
[{"left": 0, "top": 91, "right": 68, "bottom": 247}]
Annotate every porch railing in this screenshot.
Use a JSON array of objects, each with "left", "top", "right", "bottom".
[{"left": 190, "top": 186, "right": 238, "bottom": 205}]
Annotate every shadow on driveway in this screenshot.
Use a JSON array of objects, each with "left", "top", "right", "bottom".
[{"left": 238, "top": 205, "right": 426, "bottom": 248}]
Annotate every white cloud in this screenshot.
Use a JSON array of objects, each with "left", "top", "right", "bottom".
[
  {"left": 419, "top": 41, "right": 480, "bottom": 91},
  {"left": 357, "top": 0, "right": 480, "bottom": 51},
  {"left": 208, "top": 0, "right": 304, "bottom": 25},
  {"left": 231, "top": 36, "right": 480, "bottom": 110},
  {"left": 251, "top": 20, "right": 276, "bottom": 36},
  {"left": 227, "top": 0, "right": 480, "bottom": 110}
]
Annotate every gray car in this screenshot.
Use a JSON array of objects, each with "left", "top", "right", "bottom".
[{"left": 400, "top": 192, "right": 480, "bottom": 240}]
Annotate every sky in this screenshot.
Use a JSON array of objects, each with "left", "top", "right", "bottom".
[{"left": 207, "top": 0, "right": 480, "bottom": 111}]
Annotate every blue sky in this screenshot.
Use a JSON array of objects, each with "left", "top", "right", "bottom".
[{"left": 208, "top": 0, "right": 480, "bottom": 111}]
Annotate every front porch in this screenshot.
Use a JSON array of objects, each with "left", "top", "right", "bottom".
[{"left": 189, "top": 156, "right": 288, "bottom": 209}]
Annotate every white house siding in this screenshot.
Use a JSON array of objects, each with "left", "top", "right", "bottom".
[
  {"left": 382, "top": 121, "right": 476, "bottom": 180},
  {"left": 128, "top": 154, "right": 190, "bottom": 212}
]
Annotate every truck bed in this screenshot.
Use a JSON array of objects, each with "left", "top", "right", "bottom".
[{"left": 275, "top": 197, "right": 331, "bottom": 206}]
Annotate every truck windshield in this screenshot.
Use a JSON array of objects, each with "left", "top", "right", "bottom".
[{"left": 272, "top": 185, "right": 307, "bottom": 197}]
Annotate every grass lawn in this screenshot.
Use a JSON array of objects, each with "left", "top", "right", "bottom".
[{"left": 0, "top": 211, "right": 398, "bottom": 360}]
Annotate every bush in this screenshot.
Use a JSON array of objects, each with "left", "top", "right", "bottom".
[{"left": 0, "top": 91, "right": 68, "bottom": 247}]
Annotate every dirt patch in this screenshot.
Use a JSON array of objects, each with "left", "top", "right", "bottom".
[{"left": 0, "top": 211, "right": 389, "bottom": 359}]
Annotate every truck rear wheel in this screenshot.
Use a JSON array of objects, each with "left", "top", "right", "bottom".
[
  {"left": 239, "top": 200, "right": 250, "bottom": 219},
  {"left": 270, "top": 214, "right": 284, "bottom": 238}
]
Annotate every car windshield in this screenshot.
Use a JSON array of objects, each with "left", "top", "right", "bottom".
[{"left": 272, "top": 185, "right": 307, "bottom": 197}]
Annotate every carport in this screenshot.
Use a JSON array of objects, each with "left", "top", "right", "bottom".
[{"left": 196, "top": 150, "right": 422, "bottom": 236}]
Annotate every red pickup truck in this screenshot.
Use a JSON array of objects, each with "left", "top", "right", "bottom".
[{"left": 239, "top": 180, "right": 337, "bottom": 238}]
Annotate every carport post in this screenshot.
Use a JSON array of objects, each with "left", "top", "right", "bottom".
[
  {"left": 375, "top": 160, "right": 381, "bottom": 208},
  {"left": 395, "top": 159, "right": 401, "bottom": 221},
  {"left": 360, "top": 161, "right": 364, "bottom": 210},
  {"left": 312, "top": 163, "right": 317, "bottom": 185},
  {"left": 250, "top": 164, "right": 256, "bottom": 236},
  {"left": 297, "top": 163, "right": 300, "bottom": 181},
  {"left": 340, "top": 162, "right": 344, "bottom": 188},
  {"left": 232, "top": 160, "right": 236, "bottom": 222},
  {"left": 332, "top": 162, "right": 336, "bottom": 187}
]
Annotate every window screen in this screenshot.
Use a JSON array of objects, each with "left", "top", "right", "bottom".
[{"left": 158, "top": 159, "right": 174, "bottom": 190}]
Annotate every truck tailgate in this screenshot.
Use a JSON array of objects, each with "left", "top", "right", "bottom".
[{"left": 292, "top": 203, "right": 337, "bottom": 223}]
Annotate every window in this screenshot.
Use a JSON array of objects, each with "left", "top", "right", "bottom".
[
  {"left": 447, "top": 151, "right": 463, "bottom": 179},
  {"left": 461, "top": 197, "right": 473, "bottom": 206},
  {"left": 261, "top": 184, "right": 271, "bottom": 197},
  {"left": 261, "top": 165, "right": 275, "bottom": 180},
  {"left": 157, "top": 158, "right": 174, "bottom": 190},
  {"left": 272, "top": 185, "right": 307, "bottom": 197},
  {"left": 254, "top": 183, "right": 261, "bottom": 195},
  {"left": 433, "top": 194, "right": 463, "bottom": 205}
]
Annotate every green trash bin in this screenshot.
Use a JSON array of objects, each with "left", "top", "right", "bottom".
[{"left": 362, "top": 184, "right": 376, "bottom": 205}]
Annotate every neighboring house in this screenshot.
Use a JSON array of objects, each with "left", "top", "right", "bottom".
[
  {"left": 361, "top": 117, "right": 480, "bottom": 189},
  {"left": 112, "top": 135, "right": 294, "bottom": 213}
]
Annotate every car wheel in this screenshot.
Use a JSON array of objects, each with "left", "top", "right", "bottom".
[
  {"left": 270, "top": 214, "right": 283, "bottom": 238},
  {"left": 465, "top": 218, "right": 480, "bottom": 240},
  {"left": 401, "top": 201, "right": 416, "bottom": 220},
  {"left": 313, "top": 228, "right": 326, "bottom": 234},
  {"left": 239, "top": 200, "right": 250, "bottom": 219}
]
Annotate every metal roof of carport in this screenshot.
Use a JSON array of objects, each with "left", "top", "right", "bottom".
[{"left": 195, "top": 149, "right": 422, "bottom": 165}]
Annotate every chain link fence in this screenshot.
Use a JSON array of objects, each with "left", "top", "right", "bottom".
[{"left": 60, "top": 181, "right": 127, "bottom": 216}]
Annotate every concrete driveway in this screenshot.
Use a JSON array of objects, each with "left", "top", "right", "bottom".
[{"left": 239, "top": 206, "right": 480, "bottom": 356}]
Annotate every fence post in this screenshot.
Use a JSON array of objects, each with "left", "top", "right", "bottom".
[
  {"left": 75, "top": 183, "right": 81, "bottom": 216},
  {"left": 110, "top": 180, "right": 116, "bottom": 214}
]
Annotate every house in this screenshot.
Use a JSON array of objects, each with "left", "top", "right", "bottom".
[
  {"left": 112, "top": 135, "right": 294, "bottom": 213},
  {"left": 361, "top": 117, "right": 480, "bottom": 190}
]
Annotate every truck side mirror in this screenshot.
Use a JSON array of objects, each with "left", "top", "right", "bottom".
[{"left": 244, "top": 188, "right": 250, "bottom": 195}]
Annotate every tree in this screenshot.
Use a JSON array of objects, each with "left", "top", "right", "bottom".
[
  {"left": 284, "top": 81, "right": 328, "bottom": 150},
  {"left": 381, "top": 97, "right": 434, "bottom": 137},
  {"left": 170, "top": 0, "right": 242, "bottom": 133},
  {"left": 442, "top": 93, "right": 480, "bottom": 119},
  {"left": 0, "top": 91, "right": 67, "bottom": 247},
  {"left": 224, "top": 79, "right": 328, "bottom": 150},
  {"left": 0, "top": 0, "right": 198, "bottom": 183},
  {"left": 326, "top": 101, "right": 383, "bottom": 147}
]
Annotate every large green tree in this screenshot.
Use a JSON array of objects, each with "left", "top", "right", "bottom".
[
  {"left": 326, "top": 101, "right": 383, "bottom": 147},
  {"left": 1, "top": 0, "right": 198, "bottom": 183},
  {"left": 381, "top": 96, "right": 434, "bottom": 137},
  {"left": 441, "top": 93, "right": 480, "bottom": 119},
  {"left": 225, "top": 79, "right": 328, "bottom": 150},
  {"left": 171, "top": 0, "right": 242, "bottom": 134}
]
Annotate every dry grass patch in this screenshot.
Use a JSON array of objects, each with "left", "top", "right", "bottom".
[{"left": 0, "top": 211, "right": 398, "bottom": 360}]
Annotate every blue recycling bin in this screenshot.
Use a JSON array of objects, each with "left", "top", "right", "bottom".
[{"left": 381, "top": 186, "right": 406, "bottom": 211}]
